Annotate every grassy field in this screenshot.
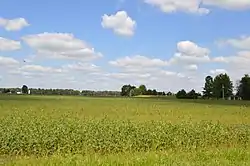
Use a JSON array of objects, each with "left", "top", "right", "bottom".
[{"left": 1, "top": 95, "right": 250, "bottom": 165}]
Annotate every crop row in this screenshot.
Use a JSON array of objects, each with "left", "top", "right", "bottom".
[{"left": 1, "top": 115, "right": 250, "bottom": 156}]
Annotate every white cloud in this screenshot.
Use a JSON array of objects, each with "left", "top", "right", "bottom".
[
  {"left": 218, "top": 36, "right": 250, "bottom": 50},
  {"left": 185, "top": 64, "right": 198, "bottom": 71},
  {"left": 213, "top": 51, "right": 250, "bottom": 70},
  {"left": 22, "top": 33, "right": 102, "bottom": 61},
  {"left": 110, "top": 55, "right": 168, "bottom": 68},
  {"left": 170, "top": 41, "right": 210, "bottom": 64},
  {"left": 63, "top": 62, "right": 100, "bottom": 72},
  {"left": 144, "top": 0, "right": 250, "bottom": 14},
  {"left": 0, "top": 37, "right": 228, "bottom": 92},
  {"left": 101, "top": 11, "right": 136, "bottom": 36},
  {"left": 210, "top": 69, "right": 228, "bottom": 75},
  {"left": 106, "top": 72, "right": 151, "bottom": 79},
  {"left": 0, "top": 56, "right": 19, "bottom": 67},
  {"left": 144, "top": 0, "right": 210, "bottom": 14},
  {"left": 203, "top": 0, "right": 250, "bottom": 10},
  {"left": 212, "top": 51, "right": 250, "bottom": 83},
  {"left": 0, "top": 17, "right": 29, "bottom": 31},
  {"left": 213, "top": 56, "right": 226, "bottom": 63},
  {"left": 0, "top": 37, "right": 21, "bottom": 51},
  {"left": 20, "top": 65, "right": 64, "bottom": 73},
  {"left": 106, "top": 53, "right": 202, "bottom": 91}
]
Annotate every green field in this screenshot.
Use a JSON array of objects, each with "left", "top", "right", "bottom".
[{"left": 1, "top": 95, "right": 250, "bottom": 165}]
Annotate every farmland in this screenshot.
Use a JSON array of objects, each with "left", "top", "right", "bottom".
[{"left": 1, "top": 95, "right": 250, "bottom": 165}]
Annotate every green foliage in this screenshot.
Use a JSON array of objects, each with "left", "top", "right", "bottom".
[
  {"left": 121, "top": 85, "right": 136, "bottom": 96},
  {"left": 176, "top": 89, "right": 187, "bottom": 99},
  {"left": 21, "top": 85, "right": 29, "bottom": 94},
  {"left": 1, "top": 113, "right": 250, "bottom": 156},
  {"left": 4, "top": 148, "right": 250, "bottom": 166},
  {"left": 213, "top": 73, "right": 233, "bottom": 99},
  {"left": 121, "top": 84, "right": 165, "bottom": 97},
  {"left": 130, "top": 88, "right": 142, "bottom": 96},
  {"left": 176, "top": 89, "right": 199, "bottom": 99},
  {"left": 1, "top": 95, "right": 250, "bottom": 165},
  {"left": 139, "top": 85, "right": 147, "bottom": 95},
  {"left": 237, "top": 74, "right": 250, "bottom": 100},
  {"left": 203, "top": 76, "right": 214, "bottom": 98}
]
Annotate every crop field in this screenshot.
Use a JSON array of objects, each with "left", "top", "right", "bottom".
[{"left": 1, "top": 95, "right": 250, "bottom": 165}]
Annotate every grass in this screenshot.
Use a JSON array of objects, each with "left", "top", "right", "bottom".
[
  {"left": 1, "top": 95, "right": 250, "bottom": 165},
  {"left": 2, "top": 149, "right": 250, "bottom": 166}
]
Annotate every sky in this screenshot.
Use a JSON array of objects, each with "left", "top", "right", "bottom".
[{"left": 1, "top": 0, "right": 250, "bottom": 92}]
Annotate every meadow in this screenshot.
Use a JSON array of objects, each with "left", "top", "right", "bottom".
[{"left": 1, "top": 95, "right": 250, "bottom": 165}]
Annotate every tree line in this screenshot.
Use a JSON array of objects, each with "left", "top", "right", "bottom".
[
  {"left": 121, "top": 84, "right": 165, "bottom": 97},
  {"left": 1, "top": 73, "right": 250, "bottom": 100},
  {"left": 0, "top": 86, "right": 121, "bottom": 97},
  {"left": 176, "top": 73, "right": 250, "bottom": 100}
]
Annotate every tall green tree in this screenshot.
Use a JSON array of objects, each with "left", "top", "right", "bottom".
[
  {"left": 139, "top": 85, "right": 147, "bottom": 95},
  {"left": 130, "top": 88, "right": 142, "bottom": 96},
  {"left": 203, "top": 76, "right": 214, "bottom": 98},
  {"left": 213, "top": 73, "right": 233, "bottom": 99},
  {"left": 187, "top": 89, "right": 199, "bottom": 99},
  {"left": 152, "top": 89, "right": 157, "bottom": 96},
  {"left": 176, "top": 89, "right": 187, "bottom": 99},
  {"left": 22, "top": 85, "right": 29, "bottom": 94},
  {"left": 237, "top": 74, "right": 250, "bottom": 100},
  {"left": 121, "top": 85, "right": 135, "bottom": 96}
]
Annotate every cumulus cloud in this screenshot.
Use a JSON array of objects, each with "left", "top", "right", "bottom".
[
  {"left": 101, "top": 11, "right": 136, "bottom": 36},
  {"left": 170, "top": 41, "right": 210, "bottom": 64},
  {"left": 203, "top": 0, "right": 250, "bottom": 10},
  {"left": 20, "top": 65, "right": 64, "bottom": 73},
  {"left": 0, "top": 37, "right": 21, "bottom": 51},
  {"left": 106, "top": 53, "right": 202, "bottom": 91},
  {"left": 0, "top": 17, "right": 29, "bottom": 31},
  {"left": 214, "top": 36, "right": 250, "bottom": 77},
  {"left": 210, "top": 69, "right": 228, "bottom": 75},
  {"left": 217, "top": 36, "right": 250, "bottom": 50},
  {"left": 144, "top": 0, "right": 210, "bottom": 14},
  {"left": 213, "top": 51, "right": 250, "bottom": 70},
  {"left": 185, "top": 64, "right": 198, "bottom": 71},
  {"left": 212, "top": 51, "right": 250, "bottom": 83},
  {"left": 0, "top": 56, "right": 19, "bottom": 67},
  {"left": 22, "top": 33, "right": 103, "bottom": 61},
  {"left": 110, "top": 55, "right": 168, "bottom": 68},
  {"left": 63, "top": 62, "right": 100, "bottom": 72},
  {"left": 105, "top": 72, "right": 151, "bottom": 80},
  {"left": 144, "top": 0, "right": 250, "bottom": 14}
]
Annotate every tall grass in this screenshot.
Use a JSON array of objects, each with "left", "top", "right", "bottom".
[
  {"left": 1, "top": 95, "right": 250, "bottom": 166},
  {"left": 1, "top": 112, "right": 250, "bottom": 156}
]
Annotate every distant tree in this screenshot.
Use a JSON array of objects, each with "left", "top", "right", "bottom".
[
  {"left": 176, "top": 89, "right": 187, "bottom": 99},
  {"left": 130, "top": 88, "right": 142, "bottom": 96},
  {"left": 203, "top": 76, "right": 214, "bottom": 98},
  {"left": 237, "top": 74, "right": 250, "bottom": 100},
  {"left": 121, "top": 85, "right": 135, "bottom": 97},
  {"left": 22, "top": 85, "right": 29, "bottom": 94},
  {"left": 139, "top": 85, "right": 147, "bottom": 95},
  {"left": 166, "top": 92, "right": 173, "bottom": 96},
  {"left": 2, "top": 88, "right": 10, "bottom": 93},
  {"left": 213, "top": 73, "right": 233, "bottom": 99},
  {"left": 152, "top": 89, "right": 157, "bottom": 96},
  {"left": 147, "top": 89, "right": 153, "bottom": 95},
  {"left": 156, "top": 92, "right": 165, "bottom": 96},
  {"left": 187, "top": 89, "right": 199, "bottom": 99}
]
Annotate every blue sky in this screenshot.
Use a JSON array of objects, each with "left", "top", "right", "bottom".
[{"left": 1, "top": 0, "right": 250, "bottom": 92}]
